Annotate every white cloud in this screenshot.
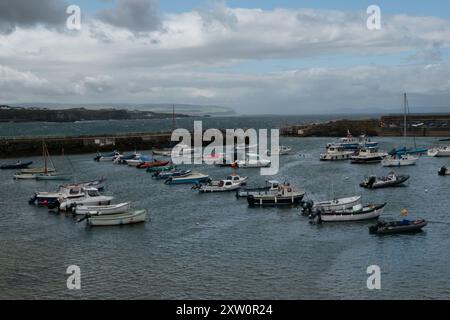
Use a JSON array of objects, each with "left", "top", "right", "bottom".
[{"left": 1, "top": 5, "right": 450, "bottom": 113}]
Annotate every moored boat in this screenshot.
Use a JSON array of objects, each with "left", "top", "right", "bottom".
[
  {"left": 233, "top": 153, "right": 271, "bottom": 168},
  {"left": 312, "top": 196, "right": 362, "bottom": 212},
  {"left": 14, "top": 173, "right": 37, "bottom": 180},
  {"left": 164, "top": 172, "right": 210, "bottom": 185},
  {"left": 369, "top": 219, "right": 427, "bottom": 235},
  {"left": 236, "top": 180, "right": 280, "bottom": 198},
  {"left": 313, "top": 203, "right": 387, "bottom": 222},
  {"left": 152, "top": 169, "right": 192, "bottom": 180},
  {"left": 381, "top": 154, "right": 418, "bottom": 167},
  {"left": 35, "top": 173, "right": 72, "bottom": 181},
  {"left": 136, "top": 160, "right": 170, "bottom": 169},
  {"left": 152, "top": 148, "right": 173, "bottom": 156},
  {"left": 58, "top": 188, "right": 114, "bottom": 211},
  {"left": 74, "top": 202, "right": 132, "bottom": 216},
  {"left": 146, "top": 165, "right": 177, "bottom": 173},
  {"left": 195, "top": 174, "right": 248, "bottom": 193},
  {"left": 247, "top": 184, "right": 305, "bottom": 207},
  {"left": 21, "top": 167, "right": 56, "bottom": 174},
  {"left": 84, "top": 209, "right": 147, "bottom": 226},
  {"left": 351, "top": 147, "right": 387, "bottom": 164},
  {"left": 1, "top": 161, "right": 33, "bottom": 170},
  {"left": 360, "top": 172, "right": 409, "bottom": 189},
  {"left": 320, "top": 146, "right": 354, "bottom": 161},
  {"left": 94, "top": 151, "right": 121, "bottom": 162},
  {"left": 428, "top": 146, "right": 450, "bottom": 157}
]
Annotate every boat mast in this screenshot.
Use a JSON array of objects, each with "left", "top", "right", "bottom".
[
  {"left": 42, "top": 140, "right": 47, "bottom": 174},
  {"left": 403, "top": 93, "right": 407, "bottom": 140},
  {"left": 172, "top": 104, "right": 175, "bottom": 132}
]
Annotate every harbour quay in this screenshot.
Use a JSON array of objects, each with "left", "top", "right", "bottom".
[{"left": 281, "top": 114, "right": 450, "bottom": 137}]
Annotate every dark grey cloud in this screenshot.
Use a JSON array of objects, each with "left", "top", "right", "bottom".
[
  {"left": 0, "top": 0, "right": 67, "bottom": 34},
  {"left": 96, "top": 0, "right": 160, "bottom": 33}
]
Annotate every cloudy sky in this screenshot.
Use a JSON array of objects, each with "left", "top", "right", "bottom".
[{"left": 1, "top": 0, "right": 450, "bottom": 114}]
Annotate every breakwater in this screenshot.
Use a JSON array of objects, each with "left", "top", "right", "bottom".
[
  {"left": 281, "top": 114, "right": 450, "bottom": 137},
  {"left": 0, "top": 132, "right": 173, "bottom": 158}
]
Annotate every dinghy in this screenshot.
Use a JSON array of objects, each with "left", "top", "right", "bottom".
[
  {"left": 369, "top": 219, "right": 427, "bottom": 235},
  {"left": 152, "top": 169, "right": 191, "bottom": 180},
  {"left": 136, "top": 160, "right": 170, "bottom": 169},
  {"left": 126, "top": 155, "right": 152, "bottom": 167},
  {"left": 438, "top": 166, "right": 450, "bottom": 176},
  {"left": 236, "top": 180, "right": 280, "bottom": 198},
  {"left": 164, "top": 172, "right": 210, "bottom": 185},
  {"left": 146, "top": 165, "right": 177, "bottom": 173},
  {"left": 268, "top": 146, "right": 292, "bottom": 156},
  {"left": 233, "top": 153, "right": 271, "bottom": 168},
  {"left": 82, "top": 209, "right": 147, "bottom": 226},
  {"left": 360, "top": 172, "right": 409, "bottom": 189},
  {"left": 152, "top": 148, "right": 172, "bottom": 156},
  {"left": 247, "top": 184, "right": 305, "bottom": 207},
  {"left": 312, "top": 196, "right": 362, "bottom": 212},
  {"left": 382, "top": 154, "right": 418, "bottom": 167},
  {"left": 94, "top": 151, "right": 121, "bottom": 162},
  {"left": 1, "top": 161, "right": 33, "bottom": 170},
  {"left": 73, "top": 202, "right": 132, "bottom": 216},
  {"left": 312, "top": 203, "right": 386, "bottom": 223},
  {"left": 14, "top": 173, "right": 37, "bottom": 179},
  {"left": 428, "top": 146, "right": 450, "bottom": 157},
  {"left": 113, "top": 152, "right": 141, "bottom": 164}
]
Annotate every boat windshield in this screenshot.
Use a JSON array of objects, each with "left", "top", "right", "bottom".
[{"left": 87, "top": 190, "right": 100, "bottom": 197}]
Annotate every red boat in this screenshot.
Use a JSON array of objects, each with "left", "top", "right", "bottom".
[{"left": 137, "top": 160, "right": 170, "bottom": 169}]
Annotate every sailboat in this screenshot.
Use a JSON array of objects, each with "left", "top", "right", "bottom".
[
  {"left": 35, "top": 142, "right": 72, "bottom": 180},
  {"left": 383, "top": 94, "right": 425, "bottom": 166}
]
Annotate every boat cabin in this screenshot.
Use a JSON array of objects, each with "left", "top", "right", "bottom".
[{"left": 86, "top": 188, "right": 101, "bottom": 197}]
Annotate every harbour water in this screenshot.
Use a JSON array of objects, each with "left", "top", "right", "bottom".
[{"left": 0, "top": 118, "right": 449, "bottom": 299}]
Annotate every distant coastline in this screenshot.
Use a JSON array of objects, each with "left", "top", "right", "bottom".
[{"left": 0, "top": 105, "right": 191, "bottom": 123}]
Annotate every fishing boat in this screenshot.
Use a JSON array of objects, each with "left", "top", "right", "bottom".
[
  {"left": 152, "top": 169, "right": 192, "bottom": 180},
  {"left": 389, "top": 93, "right": 428, "bottom": 156},
  {"left": 381, "top": 154, "right": 418, "bottom": 167},
  {"left": 195, "top": 174, "right": 248, "bottom": 193},
  {"left": 152, "top": 148, "right": 172, "bottom": 157},
  {"left": 350, "top": 147, "right": 387, "bottom": 164},
  {"left": 164, "top": 172, "right": 210, "bottom": 185},
  {"left": 438, "top": 166, "right": 450, "bottom": 176},
  {"left": 196, "top": 180, "right": 242, "bottom": 193},
  {"left": 247, "top": 184, "right": 305, "bottom": 207},
  {"left": 146, "top": 165, "right": 177, "bottom": 173},
  {"left": 82, "top": 209, "right": 147, "bottom": 226},
  {"left": 126, "top": 155, "right": 152, "bottom": 167},
  {"left": 73, "top": 202, "right": 132, "bottom": 216},
  {"left": 327, "top": 131, "right": 378, "bottom": 150},
  {"left": 369, "top": 219, "right": 427, "bottom": 235},
  {"left": 29, "top": 185, "right": 88, "bottom": 206},
  {"left": 320, "top": 146, "right": 354, "bottom": 161},
  {"left": 1, "top": 161, "right": 33, "bottom": 170},
  {"left": 236, "top": 180, "right": 280, "bottom": 198},
  {"left": 94, "top": 151, "right": 121, "bottom": 162},
  {"left": 137, "top": 160, "right": 170, "bottom": 169},
  {"left": 58, "top": 188, "right": 114, "bottom": 211},
  {"left": 60, "top": 178, "right": 106, "bottom": 191},
  {"left": 233, "top": 153, "right": 271, "bottom": 168},
  {"left": 113, "top": 152, "right": 141, "bottom": 164},
  {"left": 428, "top": 146, "right": 450, "bottom": 157},
  {"left": 312, "top": 203, "right": 386, "bottom": 223},
  {"left": 311, "top": 196, "right": 362, "bottom": 212},
  {"left": 360, "top": 172, "right": 409, "bottom": 189}
]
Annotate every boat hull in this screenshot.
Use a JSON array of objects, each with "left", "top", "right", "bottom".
[
  {"left": 369, "top": 220, "right": 427, "bottom": 234},
  {"left": 313, "top": 196, "right": 361, "bottom": 212},
  {"left": 247, "top": 193, "right": 305, "bottom": 207},
  {"left": 1, "top": 161, "right": 33, "bottom": 169},
  {"left": 87, "top": 210, "right": 147, "bottom": 226},
  {"left": 319, "top": 203, "right": 386, "bottom": 222},
  {"left": 360, "top": 175, "right": 409, "bottom": 189},
  {"left": 74, "top": 202, "right": 132, "bottom": 216}
]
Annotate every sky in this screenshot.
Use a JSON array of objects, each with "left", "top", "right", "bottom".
[{"left": 1, "top": 0, "right": 450, "bottom": 114}]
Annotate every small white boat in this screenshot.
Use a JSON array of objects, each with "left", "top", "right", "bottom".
[
  {"left": 197, "top": 180, "right": 242, "bottom": 193},
  {"left": 94, "top": 151, "right": 121, "bottom": 162},
  {"left": 247, "top": 184, "right": 305, "bottom": 207},
  {"left": 152, "top": 148, "right": 172, "bottom": 157},
  {"left": 30, "top": 185, "right": 88, "bottom": 206},
  {"left": 313, "top": 196, "right": 362, "bottom": 212},
  {"left": 315, "top": 203, "right": 386, "bottom": 222},
  {"left": 381, "top": 154, "right": 418, "bottom": 167},
  {"left": 320, "top": 146, "right": 354, "bottom": 161},
  {"left": 14, "top": 173, "right": 37, "bottom": 179},
  {"left": 21, "top": 167, "right": 56, "bottom": 174},
  {"left": 86, "top": 209, "right": 147, "bottom": 226},
  {"left": 164, "top": 171, "right": 210, "bottom": 185},
  {"left": 428, "top": 146, "right": 450, "bottom": 157},
  {"left": 351, "top": 148, "right": 388, "bottom": 164},
  {"left": 59, "top": 188, "right": 114, "bottom": 211},
  {"left": 73, "top": 202, "right": 132, "bottom": 216},
  {"left": 236, "top": 180, "right": 280, "bottom": 198},
  {"left": 234, "top": 153, "right": 271, "bottom": 168},
  {"left": 269, "top": 146, "right": 292, "bottom": 156}
]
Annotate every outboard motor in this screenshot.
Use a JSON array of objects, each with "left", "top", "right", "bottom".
[
  {"left": 47, "top": 200, "right": 60, "bottom": 210},
  {"left": 301, "top": 200, "right": 314, "bottom": 215},
  {"left": 28, "top": 194, "right": 37, "bottom": 205},
  {"left": 438, "top": 166, "right": 447, "bottom": 176},
  {"left": 367, "top": 175, "right": 377, "bottom": 188}
]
